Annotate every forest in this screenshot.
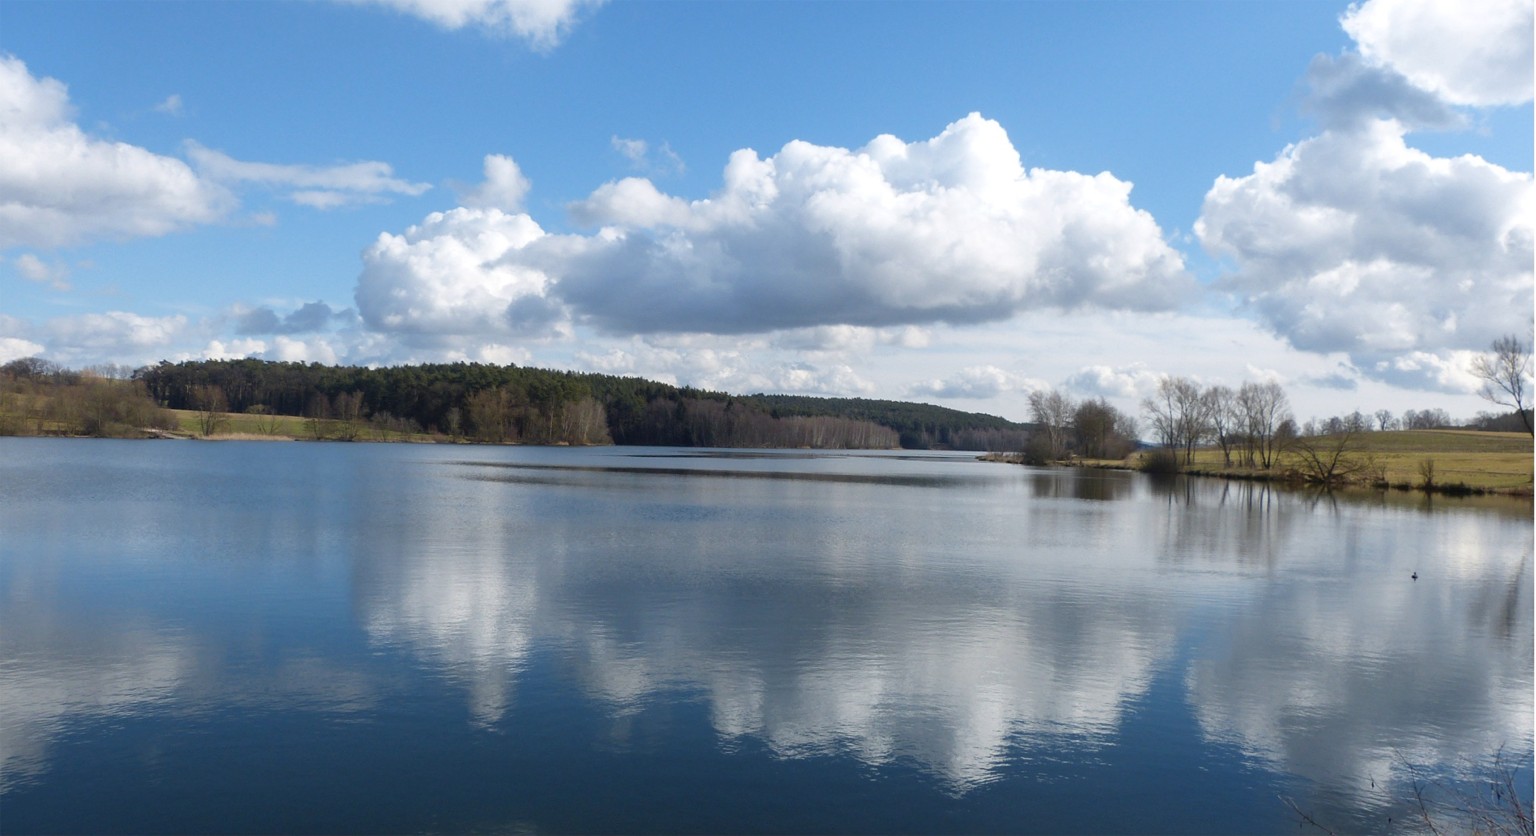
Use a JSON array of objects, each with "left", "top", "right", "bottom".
[{"left": 0, "top": 357, "right": 1031, "bottom": 451}]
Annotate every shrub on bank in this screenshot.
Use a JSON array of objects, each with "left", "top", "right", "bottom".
[{"left": 1139, "top": 448, "right": 1181, "bottom": 475}]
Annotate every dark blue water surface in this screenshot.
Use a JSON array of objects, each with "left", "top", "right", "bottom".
[{"left": 1, "top": 438, "right": 1530, "bottom": 834}]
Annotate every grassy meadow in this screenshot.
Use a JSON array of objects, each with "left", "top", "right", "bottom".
[
  {"left": 162, "top": 408, "right": 439, "bottom": 443},
  {"left": 1132, "top": 429, "right": 1533, "bottom": 495}
]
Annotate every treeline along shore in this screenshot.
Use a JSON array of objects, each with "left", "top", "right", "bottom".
[
  {"left": 4, "top": 356, "right": 1528, "bottom": 495},
  {"left": 990, "top": 374, "right": 1533, "bottom": 497},
  {"left": 0, "top": 357, "right": 1030, "bottom": 451}
]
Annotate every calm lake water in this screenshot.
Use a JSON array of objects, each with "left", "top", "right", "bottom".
[{"left": 1, "top": 438, "right": 1530, "bottom": 834}]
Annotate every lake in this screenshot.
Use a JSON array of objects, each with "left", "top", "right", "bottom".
[{"left": 1, "top": 438, "right": 1530, "bottom": 834}]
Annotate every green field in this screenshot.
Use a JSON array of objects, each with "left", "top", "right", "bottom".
[
  {"left": 1153, "top": 429, "right": 1533, "bottom": 495},
  {"left": 164, "top": 408, "right": 440, "bottom": 443}
]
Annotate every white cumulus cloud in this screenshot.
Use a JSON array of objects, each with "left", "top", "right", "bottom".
[
  {"left": 557, "top": 113, "right": 1191, "bottom": 334},
  {"left": 572, "top": 339, "right": 753, "bottom": 390},
  {"left": 356, "top": 206, "right": 559, "bottom": 336},
  {"left": 908, "top": 365, "right": 1037, "bottom": 400},
  {"left": 0, "top": 55, "right": 233, "bottom": 249},
  {"left": 39, "top": 312, "right": 194, "bottom": 367},
  {"left": 0, "top": 336, "right": 45, "bottom": 363},
  {"left": 269, "top": 336, "right": 342, "bottom": 365},
  {"left": 1341, "top": 0, "right": 1534, "bottom": 107},
  {"left": 766, "top": 324, "right": 930, "bottom": 354},
  {"left": 344, "top": 0, "right": 603, "bottom": 50},
  {"left": 359, "top": 116, "right": 1190, "bottom": 343},
  {"left": 770, "top": 364, "right": 876, "bottom": 396},
  {"left": 1064, "top": 363, "right": 1166, "bottom": 400},
  {"left": 769, "top": 325, "right": 881, "bottom": 354},
  {"left": 457, "top": 154, "right": 530, "bottom": 212},
  {"left": 569, "top": 335, "right": 876, "bottom": 396},
  {"left": 0, "top": 313, "right": 45, "bottom": 364},
  {"left": 1370, "top": 349, "right": 1484, "bottom": 393},
  {"left": 201, "top": 337, "right": 270, "bottom": 360},
  {"left": 1197, "top": 118, "right": 1533, "bottom": 384}
]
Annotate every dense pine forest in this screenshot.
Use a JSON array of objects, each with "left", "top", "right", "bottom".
[{"left": 0, "top": 357, "right": 1031, "bottom": 450}]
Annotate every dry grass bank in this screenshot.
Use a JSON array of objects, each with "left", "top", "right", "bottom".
[
  {"left": 988, "top": 430, "right": 1533, "bottom": 496},
  {"left": 165, "top": 409, "right": 440, "bottom": 442},
  {"left": 1167, "top": 430, "right": 1532, "bottom": 495}
]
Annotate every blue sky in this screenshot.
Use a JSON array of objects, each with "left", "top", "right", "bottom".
[{"left": 2, "top": 0, "right": 1531, "bottom": 424}]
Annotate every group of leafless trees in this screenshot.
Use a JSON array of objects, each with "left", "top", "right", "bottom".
[
  {"left": 621, "top": 396, "right": 900, "bottom": 449},
  {"left": 1297, "top": 334, "right": 1534, "bottom": 437},
  {"left": 1141, "top": 378, "right": 1295, "bottom": 469},
  {"left": 1298, "top": 407, "right": 1450, "bottom": 436},
  {"left": 1064, "top": 334, "right": 1534, "bottom": 472},
  {"left": 455, "top": 387, "right": 612, "bottom": 445},
  {"left": 0, "top": 358, "right": 177, "bottom": 437},
  {"left": 1021, "top": 378, "right": 1297, "bottom": 469},
  {"left": 1024, "top": 390, "right": 1139, "bottom": 463}
]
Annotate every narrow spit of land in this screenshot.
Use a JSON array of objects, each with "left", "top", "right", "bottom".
[{"left": 987, "top": 429, "right": 1534, "bottom": 497}]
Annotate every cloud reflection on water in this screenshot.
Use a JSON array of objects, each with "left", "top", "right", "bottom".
[
  {"left": 0, "top": 615, "right": 192, "bottom": 790},
  {"left": 350, "top": 457, "right": 1181, "bottom": 790},
  {"left": 2, "top": 443, "right": 1529, "bottom": 817},
  {"left": 350, "top": 455, "right": 1532, "bottom": 798}
]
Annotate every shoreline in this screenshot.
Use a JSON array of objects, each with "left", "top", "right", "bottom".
[
  {"left": 978, "top": 451, "right": 1535, "bottom": 499},
  {"left": 0, "top": 430, "right": 900, "bottom": 451}
]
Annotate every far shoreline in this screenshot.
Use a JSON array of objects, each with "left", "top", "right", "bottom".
[{"left": 980, "top": 438, "right": 1535, "bottom": 500}]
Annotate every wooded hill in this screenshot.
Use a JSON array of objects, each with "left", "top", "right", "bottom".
[
  {"left": 114, "top": 358, "right": 1031, "bottom": 450},
  {"left": 738, "top": 393, "right": 1029, "bottom": 450}
]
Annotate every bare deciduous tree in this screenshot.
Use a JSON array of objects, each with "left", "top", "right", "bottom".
[
  {"left": 1292, "top": 429, "right": 1373, "bottom": 487},
  {"left": 1236, "top": 381, "right": 1291, "bottom": 469},
  {"left": 1028, "top": 388, "right": 1075, "bottom": 462},
  {"left": 1417, "top": 458, "right": 1436, "bottom": 490},
  {"left": 331, "top": 391, "right": 364, "bottom": 441},
  {"left": 1071, "top": 398, "right": 1136, "bottom": 460},
  {"left": 192, "top": 384, "right": 228, "bottom": 437},
  {"left": 304, "top": 392, "right": 329, "bottom": 440},
  {"left": 1204, "top": 385, "right": 1238, "bottom": 466},
  {"left": 1141, "top": 376, "right": 1213, "bottom": 464},
  {"left": 466, "top": 387, "right": 518, "bottom": 442},
  {"left": 1400, "top": 407, "right": 1454, "bottom": 430},
  {"left": 247, "top": 404, "right": 282, "bottom": 435},
  {"left": 1471, "top": 334, "right": 1533, "bottom": 435},
  {"left": 1177, "top": 379, "right": 1214, "bottom": 464},
  {"left": 558, "top": 396, "right": 613, "bottom": 445},
  {"left": 1142, "top": 381, "right": 1178, "bottom": 452}
]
